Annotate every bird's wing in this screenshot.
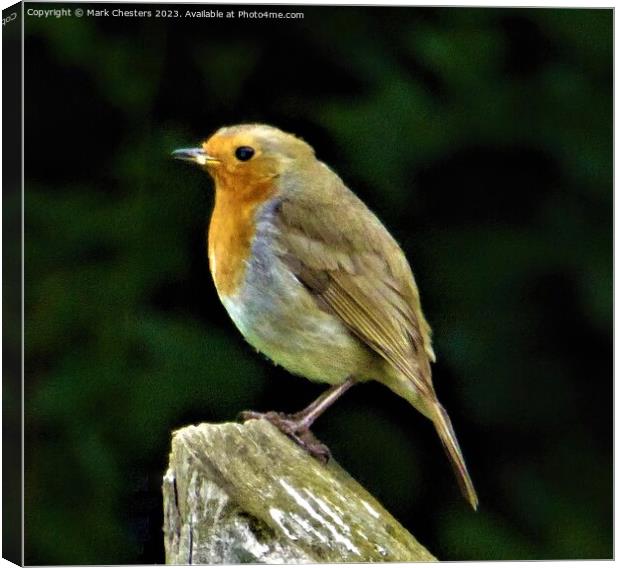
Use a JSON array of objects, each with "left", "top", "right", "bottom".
[{"left": 274, "top": 189, "right": 436, "bottom": 399}]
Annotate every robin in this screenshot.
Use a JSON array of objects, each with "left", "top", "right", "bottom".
[{"left": 173, "top": 124, "right": 478, "bottom": 509}]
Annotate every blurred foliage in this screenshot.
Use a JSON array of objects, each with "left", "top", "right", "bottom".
[{"left": 22, "top": 5, "right": 611, "bottom": 563}]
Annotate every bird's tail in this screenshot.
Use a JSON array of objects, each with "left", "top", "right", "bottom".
[{"left": 431, "top": 402, "right": 479, "bottom": 510}]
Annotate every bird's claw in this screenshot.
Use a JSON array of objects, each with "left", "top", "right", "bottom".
[{"left": 238, "top": 409, "right": 331, "bottom": 464}]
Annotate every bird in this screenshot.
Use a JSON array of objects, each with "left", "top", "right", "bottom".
[{"left": 173, "top": 123, "right": 478, "bottom": 510}]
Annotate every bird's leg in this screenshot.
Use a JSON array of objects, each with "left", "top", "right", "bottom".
[
  {"left": 289, "top": 377, "right": 357, "bottom": 430},
  {"left": 239, "top": 377, "right": 356, "bottom": 463}
]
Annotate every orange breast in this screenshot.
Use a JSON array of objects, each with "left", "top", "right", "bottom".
[{"left": 207, "top": 180, "right": 276, "bottom": 297}]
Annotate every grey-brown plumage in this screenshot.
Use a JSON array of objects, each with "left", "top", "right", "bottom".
[{"left": 274, "top": 163, "right": 478, "bottom": 509}]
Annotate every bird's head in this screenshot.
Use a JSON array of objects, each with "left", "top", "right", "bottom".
[{"left": 173, "top": 124, "right": 315, "bottom": 192}]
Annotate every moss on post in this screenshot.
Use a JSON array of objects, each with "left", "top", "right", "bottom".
[{"left": 162, "top": 420, "right": 436, "bottom": 563}]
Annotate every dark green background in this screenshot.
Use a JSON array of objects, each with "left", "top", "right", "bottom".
[{"left": 22, "top": 4, "right": 612, "bottom": 563}]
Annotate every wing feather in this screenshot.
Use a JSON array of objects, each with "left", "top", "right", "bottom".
[{"left": 275, "top": 190, "right": 435, "bottom": 398}]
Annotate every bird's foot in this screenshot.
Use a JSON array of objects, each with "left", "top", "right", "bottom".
[{"left": 238, "top": 410, "right": 331, "bottom": 464}]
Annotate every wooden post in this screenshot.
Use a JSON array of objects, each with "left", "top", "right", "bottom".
[{"left": 162, "top": 419, "right": 436, "bottom": 563}]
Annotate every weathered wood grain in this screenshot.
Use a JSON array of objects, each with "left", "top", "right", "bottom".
[{"left": 163, "top": 419, "right": 436, "bottom": 563}]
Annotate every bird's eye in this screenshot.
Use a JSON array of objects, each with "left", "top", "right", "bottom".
[{"left": 235, "top": 146, "right": 255, "bottom": 161}]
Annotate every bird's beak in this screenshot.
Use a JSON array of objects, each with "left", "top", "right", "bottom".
[{"left": 171, "top": 147, "right": 220, "bottom": 167}]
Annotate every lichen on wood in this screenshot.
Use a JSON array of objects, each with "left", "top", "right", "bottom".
[{"left": 163, "top": 419, "right": 436, "bottom": 563}]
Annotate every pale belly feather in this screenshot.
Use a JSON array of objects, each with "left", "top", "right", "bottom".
[{"left": 216, "top": 205, "right": 378, "bottom": 385}]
